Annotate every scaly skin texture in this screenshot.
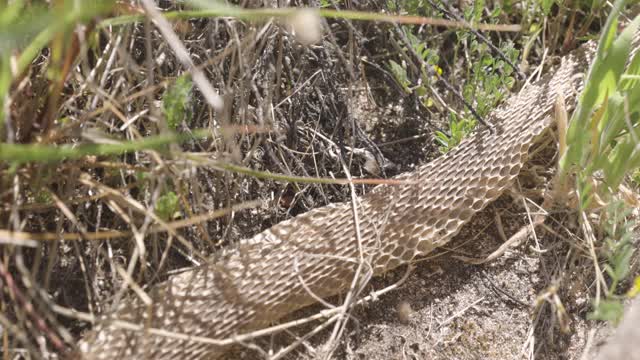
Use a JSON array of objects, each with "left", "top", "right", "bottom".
[{"left": 77, "top": 41, "right": 596, "bottom": 359}]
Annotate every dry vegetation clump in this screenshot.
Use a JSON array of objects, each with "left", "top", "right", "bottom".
[{"left": 1, "top": 1, "right": 639, "bottom": 359}]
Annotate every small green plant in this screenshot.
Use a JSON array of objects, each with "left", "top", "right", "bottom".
[
  {"left": 462, "top": 39, "right": 518, "bottom": 118},
  {"left": 538, "top": 0, "right": 557, "bottom": 17},
  {"left": 458, "top": 2, "right": 518, "bottom": 118},
  {"left": 559, "top": 0, "right": 640, "bottom": 324},
  {"left": 388, "top": 60, "right": 412, "bottom": 93},
  {"left": 588, "top": 201, "right": 635, "bottom": 324},
  {"left": 34, "top": 189, "right": 52, "bottom": 205},
  {"left": 155, "top": 191, "right": 180, "bottom": 221},
  {"left": 434, "top": 113, "right": 476, "bottom": 152},
  {"left": 387, "top": 28, "right": 441, "bottom": 100},
  {"left": 386, "top": 0, "right": 520, "bottom": 154},
  {"left": 163, "top": 75, "right": 193, "bottom": 131},
  {"left": 435, "top": 1, "right": 518, "bottom": 153},
  {"left": 560, "top": 0, "right": 640, "bottom": 208}
]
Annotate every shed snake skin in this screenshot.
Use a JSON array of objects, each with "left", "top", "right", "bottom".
[{"left": 76, "top": 40, "right": 599, "bottom": 359}]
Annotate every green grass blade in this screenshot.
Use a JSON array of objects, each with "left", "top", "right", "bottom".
[{"left": 0, "top": 130, "right": 208, "bottom": 164}]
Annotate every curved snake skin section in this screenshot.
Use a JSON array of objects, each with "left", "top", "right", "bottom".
[{"left": 77, "top": 42, "right": 596, "bottom": 359}]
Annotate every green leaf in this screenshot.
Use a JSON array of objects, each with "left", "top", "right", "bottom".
[
  {"left": 608, "top": 242, "right": 634, "bottom": 281},
  {"left": 505, "top": 76, "right": 515, "bottom": 89},
  {"left": 389, "top": 60, "right": 411, "bottom": 93},
  {"left": 0, "top": 130, "right": 209, "bottom": 164},
  {"left": 156, "top": 191, "right": 180, "bottom": 221},
  {"left": 434, "top": 131, "right": 449, "bottom": 147},
  {"left": 605, "top": 138, "right": 635, "bottom": 188},
  {"left": 595, "top": 92, "right": 616, "bottom": 153},
  {"left": 621, "top": 47, "right": 640, "bottom": 90},
  {"left": 578, "top": 176, "right": 594, "bottom": 210},
  {"left": 594, "top": 13, "right": 640, "bottom": 105},
  {"left": 541, "top": 0, "right": 555, "bottom": 16},
  {"left": 0, "top": 1, "right": 51, "bottom": 53},
  {"left": 596, "top": 0, "right": 627, "bottom": 57},
  {"left": 562, "top": 4, "right": 639, "bottom": 180},
  {"left": 588, "top": 299, "right": 625, "bottom": 324},
  {"left": 163, "top": 75, "right": 193, "bottom": 131}
]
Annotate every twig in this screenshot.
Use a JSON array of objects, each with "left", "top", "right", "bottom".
[
  {"left": 321, "top": 149, "right": 373, "bottom": 358},
  {"left": 436, "top": 296, "right": 485, "bottom": 328},
  {"left": 0, "top": 260, "right": 67, "bottom": 354}
]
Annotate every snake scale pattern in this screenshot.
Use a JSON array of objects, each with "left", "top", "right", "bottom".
[{"left": 76, "top": 40, "right": 598, "bottom": 359}]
